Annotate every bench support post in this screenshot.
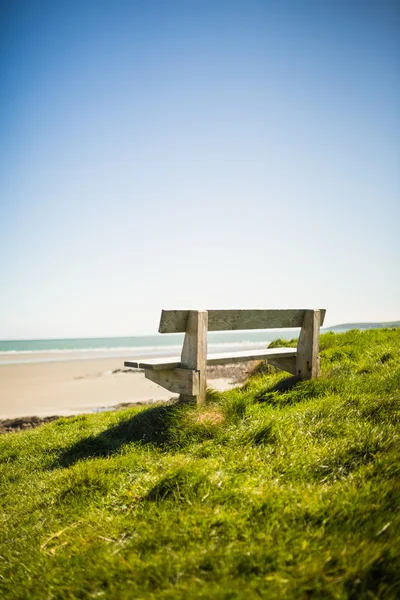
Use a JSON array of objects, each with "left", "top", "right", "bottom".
[
  {"left": 144, "top": 368, "right": 199, "bottom": 395},
  {"left": 180, "top": 310, "right": 208, "bottom": 405},
  {"left": 267, "top": 356, "right": 297, "bottom": 376},
  {"left": 296, "top": 309, "right": 321, "bottom": 380}
]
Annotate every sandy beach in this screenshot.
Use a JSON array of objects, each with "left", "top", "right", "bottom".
[{"left": 0, "top": 357, "right": 248, "bottom": 421}]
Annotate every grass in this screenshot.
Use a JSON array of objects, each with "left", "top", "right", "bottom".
[{"left": 0, "top": 328, "right": 399, "bottom": 599}]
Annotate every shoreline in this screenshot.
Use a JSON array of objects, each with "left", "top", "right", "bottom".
[
  {"left": 0, "top": 342, "right": 272, "bottom": 366},
  {"left": 0, "top": 358, "right": 256, "bottom": 430}
]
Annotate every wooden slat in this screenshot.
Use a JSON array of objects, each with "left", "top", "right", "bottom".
[
  {"left": 159, "top": 310, "right": 190, "bottom": 334},
  {"left": 124, "top": 357, "right": 181, "bottom": 370},
  {"left": 159, "top": 309, "right": 326, "bottom": 333},
  {"left": 209, "top": 310, "right": 304, "bottom": 331},
  {"left": 125, "top": 347, "right": 297, "bottom": 371},
  {"left": 206, "top": 347, "right": 297, "bottom": 365}
]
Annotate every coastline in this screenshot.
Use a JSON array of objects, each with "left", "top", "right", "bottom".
[{"left": 0, "top": 357, "right": 255, "bottom": 428}]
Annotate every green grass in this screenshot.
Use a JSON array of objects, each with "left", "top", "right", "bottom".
[{"left": 1, "top": 328, "right": 399, "bottom": 599}]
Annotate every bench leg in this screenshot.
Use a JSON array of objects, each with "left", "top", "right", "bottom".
[
  {"left": 296, "top": 309, "right": 321, "bottom": 380},
  {"left": 180, "top": 310, "right": 208, "bottom": 405}
]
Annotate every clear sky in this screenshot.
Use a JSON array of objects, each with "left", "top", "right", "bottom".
[{"left": 0, "top": 0, "right": 399, "bottom": 339}]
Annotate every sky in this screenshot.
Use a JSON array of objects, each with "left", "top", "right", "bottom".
[{"left": 0, "top": 0, "right": 399, "bottom": 339}]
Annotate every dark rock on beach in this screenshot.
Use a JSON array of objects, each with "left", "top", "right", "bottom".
[{"left": 0, "top": 415, "right": 60, "bottom": 434}]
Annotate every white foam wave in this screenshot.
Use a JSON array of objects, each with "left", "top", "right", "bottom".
[
  {"left": 0, "top": 339, "right": 275, "bottom": 365},
  {"left": 0, "top": 345, "right": 182, "bottom": 355},
  {"left": 0, "top": 340, "right": 272, "bottom": 356}
]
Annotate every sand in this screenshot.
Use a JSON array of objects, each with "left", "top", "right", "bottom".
[{"left": 0, "top": 358, "right": 243, "bottom": 420}]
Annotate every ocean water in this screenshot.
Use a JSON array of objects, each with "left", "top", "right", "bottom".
[
  {"left": 0, "top": 330, "right": 299, "bottom": 365},
  {"left": 1, "top": 323, "right": 395, "bottom": 366}
]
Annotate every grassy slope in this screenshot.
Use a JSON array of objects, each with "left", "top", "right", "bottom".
[
  {"left": 0, "top": 329, "right": 399, "bottom": 600},
  {"left": 325, "top": 322, "right": 400, "bottom": 333}
]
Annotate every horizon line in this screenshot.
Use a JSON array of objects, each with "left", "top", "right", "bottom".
[{"left": 1, "top": 320, "right": 399, "bottom": 343}]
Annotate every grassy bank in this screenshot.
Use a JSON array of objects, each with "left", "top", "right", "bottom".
[{"left": 1, "top": 329, "right": 399, "bottom": 599}]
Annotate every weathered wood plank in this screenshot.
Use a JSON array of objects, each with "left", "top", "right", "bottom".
[
  {"left": 206, "top": 347, "right": 297, "bottom": 365},
  {"left": 125, "top": 347, "right": 298, "bottom": 371},
  {"left": 144, "top": 368, "right": 199, "bottom": 395},
  {"left": 124, "top": 357, "right": 181, "bottom": 370},
  {"left": 208, "top": 310, "right": 305, "bottom": 331},
  {"left": 296, "top": 309, "right": 321, "bottom": 380},
  {"left": 159, "top": 310, "right": 190, "bottom": 333},
  {"left": 159, "top": 309, "right": 326, "bottom": 333},
  {"left": 180, "top": 310, "right": 208, "bottom": 405}
]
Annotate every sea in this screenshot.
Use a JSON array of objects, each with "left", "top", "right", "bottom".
[
  {"left": 0, "top": 329, "right": 300, "bottom": 365},
  {"left": 1, "top": 322, "right": 394, "bottom": 366}
]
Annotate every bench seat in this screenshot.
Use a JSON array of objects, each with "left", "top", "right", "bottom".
[{"left": 124, "top": 347, "right": 297, "bottom": 371}]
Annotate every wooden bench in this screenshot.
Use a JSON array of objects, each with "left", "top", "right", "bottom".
[{"left": 124, "top": 309, "right": 326, "bottom": 405}]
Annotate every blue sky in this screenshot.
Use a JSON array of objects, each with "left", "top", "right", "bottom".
[{"left": 0, "top": 0, "right": 399, "bottom": 339}]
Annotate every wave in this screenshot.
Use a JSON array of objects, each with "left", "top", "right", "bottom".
[
  {"left": 0, "top": 345, "right": 182, "bottom": 355},
  {"left": 0, "top": 340, "right": 275, "bottom": 365},
  {"left": 0, "top": 340, "right": 273, "bottom": 355}
]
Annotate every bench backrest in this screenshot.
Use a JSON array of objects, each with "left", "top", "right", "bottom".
[{"left": 159, "top": 309, "right": 326, "bottom": 334}]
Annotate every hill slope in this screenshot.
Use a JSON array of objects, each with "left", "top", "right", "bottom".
[
  {"left": 325, "top": 321, "right": 400, "bottom": 333},
  {"left": 0, "top": 328, "right": 399, "bottom": 599}
]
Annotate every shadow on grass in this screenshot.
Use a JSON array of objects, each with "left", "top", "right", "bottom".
[
  {"left": 51, "top": 402, "right": 181, "bottom": 469},
  {"left": 255, "top": 375, "right": 301, "bottom": 402}
]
